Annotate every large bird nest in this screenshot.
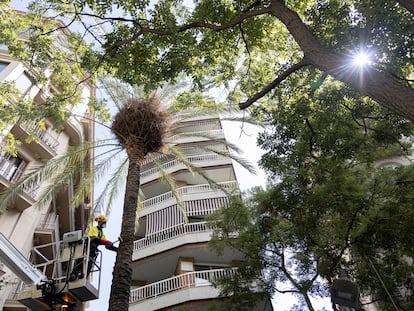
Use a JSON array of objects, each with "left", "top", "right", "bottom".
[{"left": 112, "top": 96, "right": 171, "bottom": 158}]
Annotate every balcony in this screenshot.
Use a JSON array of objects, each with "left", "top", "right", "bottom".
[
  {"left": 13, "top": 120, "right": 59, "bottom": 159},
  {"left": 139, "top": 181, "right": 238, "bottom": 215},
  {"left": 140, "top": 153, "right": 232, "bottom": 184},
  {"left": 172, "top": 119, "right": 222, "bottom": 135},
  {"left": 0, "top": 156, "right": 35, "bottom": 211},
  {"left": 134, "top": 221, "right": 213, "bottom": 256},
  {"left": 169, "top": 129, "right": 225, "bottom": 144},
  {"left": 129, "top": 268, "right": 237, "bottom": 310},
  {"left": 140, "top": 143, "right": 226, "bottom": 168}
]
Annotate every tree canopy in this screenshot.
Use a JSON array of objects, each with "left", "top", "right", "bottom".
[
  {"left": 209, "top": 75, "right": 414, "bottom": 310},
  {"left": 0, "top": 1, "right": 111, "bottom": 153},
  {"left": 2, "top": 1, "right": 414, "bottom": 309},
  {"left": 4, "top": 0, "right": 412, "bottom": 123}
]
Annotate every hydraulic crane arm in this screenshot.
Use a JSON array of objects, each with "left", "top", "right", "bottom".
[
  {"left": 0, "top": 230, "right": 101, "bottom": 311},
  {"left": 0, "top": 232, "right": 47, "bottom": 285}
]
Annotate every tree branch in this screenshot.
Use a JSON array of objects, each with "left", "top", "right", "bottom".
[
  {"left": 305, "top": 118, "right": 315, "bottom": 156},
  {"left": 397, "top": 0, "right": 414, "bottom": 14},
  {"left": 277, "top": 247, "right": 316, "bottom": 311},
  {"left": 268, "top": 0, "right": 414, "bottom": 122},
  {"left": 179, "top": 7, "right": 271, "bottom": 32},
  {"left": 239, "top": 58, "right": 311, "bottom": 109}
]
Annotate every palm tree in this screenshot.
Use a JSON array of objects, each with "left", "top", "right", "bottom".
[
  {"left": 108, "top": 96, "right": 171, "bottom": 310},
  {"left": 0, "top": 80, "right": 256, "bottom": 310}
]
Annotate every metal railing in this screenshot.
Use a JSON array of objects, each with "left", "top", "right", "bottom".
[
  {"left": 133, "top": 221, "right": 213, "bottom": 251},
  {"left": 129, "top": 267, "right": 237, "bottom": 304},
  {"left": 140, "top": 143, "right": 226, "bottom": 167},
  {"left": 168, "top": 129, "right": 224, "bottom": 144},
  {"left": 139, "top": 181, "right": 238, "bottom": 210},
  {"left": 18, "top": 120, "right": 59, "bottom": 152},
  {"left": 0, "top": 155, "right": 40, "bottom": 199},
  {"left": 140, "top": 153, "right": 229, "bottom": 178}
]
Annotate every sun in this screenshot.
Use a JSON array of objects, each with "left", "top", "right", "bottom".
[{"left": 352, "top": 51, "right": 371, "bottom": 67}]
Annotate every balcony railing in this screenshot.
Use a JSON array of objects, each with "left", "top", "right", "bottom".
[
  {"left": 18, "top": 120, "right": 59, "bottom": 152},
  {"left": 140, "top": 153, "right": 229, "bottom": 179},
  {"left": 180, "top": 119, "right": 221, "bottom": 131},
  {"left": 185, "top": 196, "right": 230, "bottom": 216},
  {"left": 134, "top": 221, "right": 213, "bottom": 251},
  {"left": 140, "top": 143, "right": 226, "bottom": 167},
  {"left": 140, "top": 181, "right": 238, "bottom": 210},
  {"left": 129, "top": 267, "right": 237, "bottom": 304},
  {"left": 168, "top": 129, "right": 224, "bottom": 143}
]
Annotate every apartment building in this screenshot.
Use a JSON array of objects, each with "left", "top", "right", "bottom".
[
  {"left": 129, "top": 115, "right": 273, "bottom": 310},
  {"left": 0, "top": 31, "right": 95, "bottom": 310}
]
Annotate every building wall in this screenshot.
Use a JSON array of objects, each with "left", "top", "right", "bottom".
[
  {"left": 129, "top": 116, "right": 273, "bottom": 311},
  {"left": 0, "top": 42, "right": 95, "bottom": 310}
]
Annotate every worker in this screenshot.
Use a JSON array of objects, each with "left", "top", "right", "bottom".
[{"left": 87, "top": 215, "right": 118, "bottom": 275}]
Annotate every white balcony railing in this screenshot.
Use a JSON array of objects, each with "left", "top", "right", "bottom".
[
  {"left": 134, "top": 221, "right": 213, "bottom": 251},
  {"left": 185, "top": 196, "right": 230, "bottom": 216},
  {"left": 140, "top": 181, "right": 238, "bottom": 211},
  {"left": 168, "top": 129, "right": 224, "bottom": 143},
  {"left": 18, "top": 120, "right": 59, "bottom": 152},
  {"left": 140, "top": 143, "right": 226, "bottom": 167},
  {"left": 140, "top": 153, "right": 229, "bottom": 179},
  {"left": 129, "top": 267, "right": 237, "bottom": 304}
]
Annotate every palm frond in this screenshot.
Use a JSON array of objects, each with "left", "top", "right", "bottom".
[
  {"left": 166, "top": 128, "right": 256, "bottom": 176},
  {"left": 0, "top": 139, "right": 124, "bottom": 211},
  {"left": 153, "top": 159, "right": 189, "bottom": 223},
  {"left": 167, "top": 145, "right": 195, "bottom": 176},
  {"left": 92, "top": 146, "right": 125, "bottom": 183},
  {"left": 203, "top": 145, "right": 257, "bottom": 175},
  {"left": 94, "top": 156, "right": 129, "bottom": 216},
  {"left": 0, "top": 142, "right": 92, "bottom": 210},
  {"left": 70, "top": 146, "right": 125, "bottom": 211}
]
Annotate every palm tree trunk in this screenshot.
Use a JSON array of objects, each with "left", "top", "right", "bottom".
[{"left": 108, "top": 157, "right": 141, "bottom": 311}]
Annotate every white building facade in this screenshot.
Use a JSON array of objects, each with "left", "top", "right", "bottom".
[{"left": 129, "top": 115, "right": 273, "bottom": 310}]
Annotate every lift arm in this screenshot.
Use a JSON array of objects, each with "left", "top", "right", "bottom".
[{"left": 0, "top": 232, "right": 47, "bottom": 285}]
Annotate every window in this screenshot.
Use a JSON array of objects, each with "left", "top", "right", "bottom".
[
  {"left": 188, "top": 215, "right": 205, "bottom": 223},
  {"left": 0, "top": 61, "right": 9, "bottom": 73},
  {"left": 0, "top": 154, "right": 27, "bottom": 182},
  {"left": 194, "top": 264, "right": 228, "bottom": 271}
]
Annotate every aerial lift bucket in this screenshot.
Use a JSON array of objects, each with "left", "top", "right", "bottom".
[{"left": 13, "top": 231, "right": 102, "bottom": 310}]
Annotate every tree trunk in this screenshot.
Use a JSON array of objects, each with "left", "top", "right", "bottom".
[
  {"left": 108, "top": 158, "right": 141, "bottom": 311},
  {"left": 269, "top": 0, "right": 414, "bottom": 122}
]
